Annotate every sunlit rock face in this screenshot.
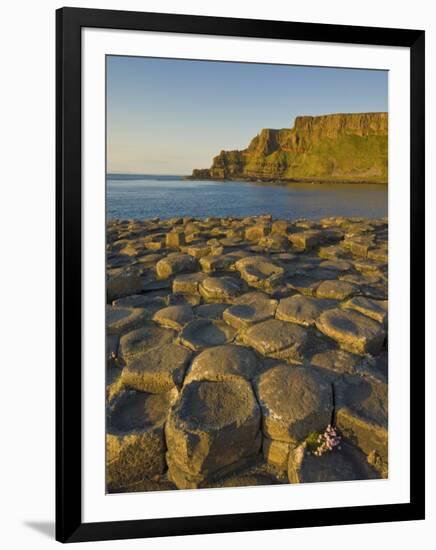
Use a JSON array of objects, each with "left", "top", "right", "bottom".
[{"left": 190, "top": 112, "right": 388, "bottom": 183}]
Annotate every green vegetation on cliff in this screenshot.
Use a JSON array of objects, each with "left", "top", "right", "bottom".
[{"left": 190, "top": 112, "right": 388, "bottom": 184}]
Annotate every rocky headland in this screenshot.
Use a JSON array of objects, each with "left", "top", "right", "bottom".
[
  {"left": 106, "top": 214, "right": 388, "bottom": 492},
  {"left": 188, "top": 112, "right": 388, "bottom": 184}
]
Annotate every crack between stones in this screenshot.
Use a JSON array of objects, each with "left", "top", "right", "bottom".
[{"left": 330, "top": 381, "right": 337, "bottom": 427}]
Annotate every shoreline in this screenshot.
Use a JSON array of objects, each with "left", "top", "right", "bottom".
[{"left": 183, "top": 176, "right": 388, "bottom": 185}]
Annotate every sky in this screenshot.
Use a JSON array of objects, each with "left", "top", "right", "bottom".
[{"left": 107, "top": 56, "right": 388, "bottom": 175}]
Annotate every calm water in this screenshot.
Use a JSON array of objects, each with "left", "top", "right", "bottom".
[{"left": 106, "top": 175, "right": 387, "bottom": 221}]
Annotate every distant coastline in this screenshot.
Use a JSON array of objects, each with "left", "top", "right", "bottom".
[
  {"left": 183, "top": 176, "right": 388, "bottom": 185},
  {"left": 189, "top": 112, "right": 388, "bottom": 185}
]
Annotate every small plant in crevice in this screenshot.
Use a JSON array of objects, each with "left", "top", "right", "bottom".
[{"left": 305, "top": 425, "right": 342, "bottom": 457}]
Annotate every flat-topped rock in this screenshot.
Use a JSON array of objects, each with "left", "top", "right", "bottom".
[
  {"left": 195, "top": 303, "right": 228, "bottom": 320},
  {"left": 319, "top": 259, "right": 352, "bottom": 272},
  {"left": 121, "top": 343, "right": 192, "bottom": 393},
  {"left": 235, "top": 256, "right": 285, "bottom": 291},
  {"left": 179, "top": 319, "right": 237, "bottom": 351},
  {"left": 309, "top": 348, "right": 362, "bottom": 376},
  {"left": 289, "top": 230, "right": 324, "bottom": 250},
  {"left": 107, "top": 267, "right": 143, "bottom": 302},
  {"left": 223, "top": 292, "right": 278, "bottom": 329},
  {"left": 119, "top": 324, "right": 176, "bottom": 363},
  {"left": 258, "top": 234, "right": 290, "bottom": 250},
  {"left": 166, "top": 293, "right": 201, "bottom": 306},
  {"left": 316, "top": 280, "right": 358, "bottom": 300},
  {"left": 199, "top": 254, "right": 235, "bottom": 273},
  {"left": 242, "top": 319, "right": 309, "bottom": 363},
  {"left": 316, "top": 308, "right": 386, "bottom": 355},
  {"left": 263, "top": 437, "right": 293, "bottom": 471},
  {"left": 276, "top": 295, "right": 336, "bottom": 327},
  {"left": 156, "top": 253, "right": 198, "bottom": 279},
  {"left": 343, "top": 296, "right": 388, "bottom": 324},
  {"left": 165, "top": 230, "right": 186, "bottom": 248},
  {"left": 199, "top": 276, "right": 243, "bottom": 302},
  {"left": 106, "top": 306, "right": 148, "bottom": 335},
  {"left": 318, "top": 245, "right": 349, "bottom": 260},
  {"left": 165, "top": 379, "right": 261, "bottom": 486},
  {"left": 286, "top": 274, "right": 321, "bottom": 296},
  {"left": 255, "top": 364, "right": 333, "bottom": 444},
  {"left": 184, "top": 344, "right": 260, "bottom": 384},
  {"left": 334, "top": 375, "right": 388, "bottom": 477},
  {"left": 112, "top": 293, "right": 166, "bottom": 308},
  {"left": 172, "top": 272, "right": 207, "bottom": 294},
  {"left": 183, "top": 243, "right": 211, "bottom": 258},
  {"left": 245, "top": 224, "right": 270, "bottom": 242},
  {"left": 153, "top": 305, "right": 194, "bottom": 330},
  {"left": 107, "top": 390, "right": 176, "bottom": 490},
  {"left": 288, "top": 440, "right": 379, "bottom": 483}
]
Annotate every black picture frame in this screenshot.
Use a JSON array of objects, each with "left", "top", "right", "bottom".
[{"left": 56, "top": 7, "right": 425, "bottom": 543}]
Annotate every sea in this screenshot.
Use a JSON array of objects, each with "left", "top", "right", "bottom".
[{"left": 106, "top": 174, "right": 388, "bottom": 221}]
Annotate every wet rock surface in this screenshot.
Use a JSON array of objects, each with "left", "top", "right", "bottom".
[{"left": 106, "top": 215, "right": 388, "bottom": 491}]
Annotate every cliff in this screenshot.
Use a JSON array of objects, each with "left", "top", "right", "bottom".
[{"left": 190, "top": 112, "right": 388, "bottom": 183}]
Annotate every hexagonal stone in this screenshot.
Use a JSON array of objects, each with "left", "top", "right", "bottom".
[
  {"left": 165, "top": 230, "right": 186, "bottom": 248},
  {"left": 255, "top": 365, "right": 333, "bottom": 444},
  {"left": 258, "top": 234, "right": 290, "bottom": 250},
  {"left": 263, "top": 437, "right": 293, "bottom": 471},
  {"left": 286, "top": 274, "right": 321, "bottom": 296},
  {"left": 319, "top": 259, "right": 352, "bottom": 272},
  {"left": 242, "top": 319, "right": 309, "bottom": 363},
  {"left": 184, "top": 344, "right": 260, "bottom": 384},
  {"left": 120, "top": 343, "right": 192, "bottom": 393},
  {"left": 245, "top": 224, "right": 270, "bottom": 242},
  {"left": 309, "top": 349, "right": 362, "bottom": 376},
  {"left": 119, "top": 324, "right": 176, "bottom": 363},
  {"left": 172, "top": 272, "right": 207, "bottom": 294},
  {"left": 165, "top": 379, "right": 261, "bottom": 487},
  {"left": 107, "top": 390, "right": 176, "bottom": 491},
  {"left": 183, "top": 243, "right": 211, "bottom": 259},
  {"left": 316, "top": 308, "right": 386, "bottom": 355},
  {"left": 353, "top": 258, "right": 386, "bottom": 276},
  {"left": 199, "top": 254, "right": 234, "bottom": 273},
  {"left": 107, "top": 267, "right": 143, "bottom": 302},
  {"left": 276, "top": 295, "right": 336, "bottom": 327},
  {"left": 112, "top": 293, "right": 166, "bottom": 308},
  {"left": 106, "top": 306, "right": 148, "bottom": 335},
  {"left": 179, "top": 319, "right": 237, "bottom": 351},
  {"left": 318, "top": 245, "right": 349, "bottom": 260},
  {"left": 235, "top": 256, "right": 285, "bottom": 291},
  {"left": 288, "top": 440, "right": 379, "bottom": 483},
  {"left": 153, "top": 305, "right": 194, "bottom": 330},
  {"left": 289, "top": 230, "right": 323, "bottom": 250},
  {"left": 334, "top": 375, "right": 388, "bottom": 477},
  {"left": 271, "top": 220, "right": 291, "bottom": 235},
  {"left": 223, "top": 292, "right": 278, "bottom": 329},
  {"left": 199, "top": 276, "right": 243, "bottom": 302},
  {"left": 343, "top": 296, "right": 388, "bottom": 324},
  {"left": 156, "top": 253, "right": 198, "bottom": 279},
  {"left": 195, "top": 303, "right": 229, "bottom": 320},
  {"left": 316, "top": 280, "right": 358, "bottom": 300},
  {"left": 166, "top": 293, "right": 201, "bottom": 306}
]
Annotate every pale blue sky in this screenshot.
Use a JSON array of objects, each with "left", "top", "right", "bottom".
[{"left": 107, "top": 56, "right": 388, "bottom": 175}]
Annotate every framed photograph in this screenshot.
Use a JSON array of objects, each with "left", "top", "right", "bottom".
[{"left": 56, "top": 7, "right": 425, "bottom": 543}]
